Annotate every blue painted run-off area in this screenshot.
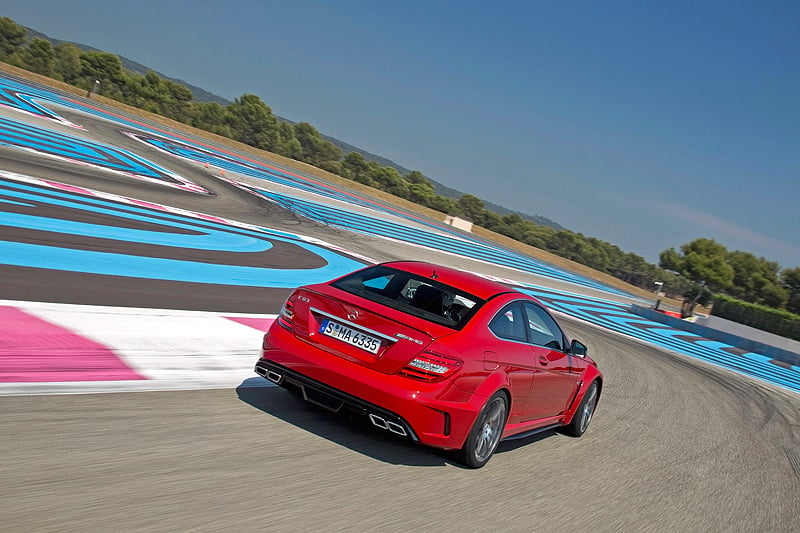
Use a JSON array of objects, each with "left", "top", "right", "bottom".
[{"left": 0, "top": 72, "right": 798, "bottom": 394}]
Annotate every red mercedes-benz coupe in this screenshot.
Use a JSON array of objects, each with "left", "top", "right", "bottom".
[{"left": 255, "top": 261, "right": 602, "bottom": 468}]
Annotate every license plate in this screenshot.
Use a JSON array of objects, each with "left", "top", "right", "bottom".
[{"left": 319, "top": 319, "right": 381, "bottom": 354}]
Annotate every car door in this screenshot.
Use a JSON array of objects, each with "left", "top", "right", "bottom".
[
  {"left": 522, "top": 302, "right": 580, "bottom": 420},
  {"left": 487, "top": 303, "right": 537, "bottom": 424}
]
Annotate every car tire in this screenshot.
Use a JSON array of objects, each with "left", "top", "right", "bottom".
[
  {"left": 456, "top": 391, "right": 508, "bottom": 468},
  {"left": 563, "top": 380, "right": 599, "bottom": 437}
]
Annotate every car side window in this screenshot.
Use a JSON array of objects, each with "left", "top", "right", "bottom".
[
  {"left": 489, "top": 304, "right": 527, "bottom": 342},
  {"left": 523, "top": 302, "right": 563, "bottom": 351}
]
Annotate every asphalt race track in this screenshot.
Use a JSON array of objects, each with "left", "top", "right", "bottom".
[{"left": 2, "top": 73, "right": 800, "bottom": 531}]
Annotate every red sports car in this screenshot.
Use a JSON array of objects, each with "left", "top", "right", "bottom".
[{"left": 255, "top": 261, "right": 602, "bottom": 468}]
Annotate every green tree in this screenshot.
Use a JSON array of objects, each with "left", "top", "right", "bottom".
[
  {"left": 226, "top": 94, "right": 282, "bottom": 151},
  {"left": 190, "top": 102, "right": 234, "bottom": 138},
  {"left": 518, "top": 223, "right": 554, "bottom": 250},
  {"left": 727, "top": 251, "right": 788, "bottom": 308},
  {"left": 0, "top": 17, "right": 27, "bottom": 59},
  {"left": 8, "top": 38, "right": 55, "bottom": 76},
  {"left": 659, "top": 238, "right": 734, "bottom": 293},
  {"left": 277, "top": 122, "right": 302, "bottom": 158},
  {"left": 53, "top": 42, "right": 83, "bottom": 83},
  {"left": 317, "top": 160, "right": 343, "bottom": 175},
  {"left": 660, "top": 238, "right": 735, "bottom": 316},
  {"left": 474, "top": 209, "right": 503, "bottom": 231},
  {"left": 458, "top": 194, "right": 484, "bottom": 221},
  {"left": 428, "top": 195, "right": 461, "bottom": 215},
  {"left": 617, "top": 252, "right": 654, "bottom": 287},
  {"left": 366, "top": 162, "right": 409, "bottom": 197},
  {"left": 406, "top": 181, "right": 437, "bottom": 207},
  {"left": 160, "top": 76, "right": 193, "bottom": 121},
  {"left": 80, "top": 50, "right": 124, "bottom": 83},
  {"left": 582, "top": 237, "right": 612, "bottom": 273},
  {"left": 342, "top": 152, "right": 369, "bottom": 181},
  {"left": 79, "top": 51, "right": 126, "bottom": 98},
  {"left": 294, "top": 122, "right": 341, "bottom": 166},
  {"left": 782, "top": 267, "right": 800, "bottom": 314},
  {"left": 404, "top": 170, "right": 429, "bottom": 185}
]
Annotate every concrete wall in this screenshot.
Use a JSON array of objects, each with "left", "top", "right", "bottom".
[
  {"left": 630, "top": 304, "right": 800, "bottom": 367},
  {"left": 443, "top": 215, "right": 473, "bottom": 232},
  {"left": 695, "top": 314, "right": 800, "bottom": 354}
]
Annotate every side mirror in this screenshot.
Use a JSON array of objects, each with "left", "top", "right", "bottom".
[{"left": 570, "top": 339, "right": 588, "bottom": 357}]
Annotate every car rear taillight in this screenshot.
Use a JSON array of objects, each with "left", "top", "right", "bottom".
[
  {"left": 277, "top": 293, "right": 297, "bottom": 330},
  {"left": 400, "top": 352, "right": 463, "bottom": 382}
]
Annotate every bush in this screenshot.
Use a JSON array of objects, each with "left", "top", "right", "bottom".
[{"left": 711, "top": 294, "right": 800, "bottom": 341}]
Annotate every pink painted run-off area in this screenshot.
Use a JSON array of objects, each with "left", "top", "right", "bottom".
[
  {"left": 224, "top": 316, "right": 274, "bottom": 332},
  {"left": 0, "top": 306, "right": 145, "bottom": 382}
]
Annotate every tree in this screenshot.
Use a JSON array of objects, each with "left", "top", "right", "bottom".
[
  {"left": 727, "top": 251, "right": 788, "bottom": 308},
  {"left": 160, "top": 76, "right": 193, "bottom": 121},
  {"left": 518, "top": 223, "right": 554, "bottom": 250},
  {"left": 458, "top": 194, "right": 484, "bottom": 221},
  {"left": 474, "top": 209, "right": 502, "bottom": 230},
  {"left": 79, "top": 51, "right": 126, "bottom": 99},
  {"left": 80, "top": 51, "right": 125, "bottom": 83},
  {"left": 365, "top": 162, "right": 409, "bottom": 197},
  {"left": 0, "top": 17, "right": 27, "bottom": 60},
  {"left": 404, "top": 170, "right": 429, "bottom": 185},
  {"left": 226, "top": 94, "right": 282, "bottom": 151},
  {"left": 428, "top": 195, "right": 461, "bottom": 215},
  {"left": 407, "top": 181, "right": 437, "bottom": 207},
  {"left": 293, "top": 122, "right": 340, "bottom": 166},
  {"left": 658, "top": 247, "right": 683, "bottom": 273},
  {"left": 659, "top": 238, "right": 734, "bottom": 293},
  {"left": 342, "top": 152, "right": 369, "bottom": 181},
  {"left": 53, "top": 43, "right": 83, "bottom": 84},
  {"left": 782, "top": 267, "right": 800, "bottom": 314},
  {"left": 659, "top": 238, "right": 736, "bottom": 316},
  {"left": 277, "top": 122, "right": 302, "bottom": 159},
  {"left": 581, "top": 237, "right": 612, "bottom": 274},
  {"left": 8, "top": 38, "right": 55, "bottom": 76},
  {"left": 190, "top": 102, "right": 234, "bottom": 138}
]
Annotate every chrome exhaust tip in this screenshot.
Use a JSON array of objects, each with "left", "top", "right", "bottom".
[
  {"left": 256, "top": 365, "right": 284, "bottom": 384},
  {"left": 369, "top": 413, "right": 389, "bottom": 430},
  {"left": 369, "top": 414, "right": 407, "bottom": 437},
  {"left": 265, "top": 370, "right": 283, "bottom": 384},
  {"left": 386, "top": 421, "right": 408, "bottom": 436}
]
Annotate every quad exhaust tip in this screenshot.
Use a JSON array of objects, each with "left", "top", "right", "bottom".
[
  {"left": 369, "top": 414, "right": 408, "bottom": 437},
  {"left": 257, "top": 365, "right": 407, "bottom": 437},
  {"left": 256, "top": 366, "right": 284, "bottom": 385},
  {"left": 265, "top": 370, "right": 283, "bottom": 384}
]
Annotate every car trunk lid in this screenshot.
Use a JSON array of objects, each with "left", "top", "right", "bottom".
[{"left": 288, "top": 286, "right": 452, "bottom": 374}]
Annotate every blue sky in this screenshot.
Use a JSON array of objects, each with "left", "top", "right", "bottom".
[{"left": 3, "top": 1, "right": 799, "bottom": 268}]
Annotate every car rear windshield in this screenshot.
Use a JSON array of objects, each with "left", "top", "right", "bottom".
[{"left": 331, "top": 265, "right": 484, "bottom": 329}]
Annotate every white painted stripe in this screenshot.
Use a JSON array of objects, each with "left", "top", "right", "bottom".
[{"left": 0, "top": 300, "right": 276, "bottom": 395}]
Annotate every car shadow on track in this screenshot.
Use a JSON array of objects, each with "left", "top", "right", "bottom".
[
  {"left": 236, "top": 378, "right": 455, "bottom": 468},
  {"left": 495, "top": 429, "right": 559, "bottom": 453}
]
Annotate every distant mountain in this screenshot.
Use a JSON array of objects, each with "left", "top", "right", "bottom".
[
  {"left": 318, "top": 134, "right": 564, "bottom": 230},
  {"left": 25, "top": 25, "right": 563, "bottom": 231}
]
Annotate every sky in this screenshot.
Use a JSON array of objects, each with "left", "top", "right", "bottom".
[{"left": 3, "top": 1, "right": 799, "bottom": 269}]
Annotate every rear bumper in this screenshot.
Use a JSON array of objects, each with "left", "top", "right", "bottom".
[
  {"left": 256, "top": 325, "right": 485, "bottom": 450},
  {"left": 255, "top": 359, "right": 419, "bottom": 440}
]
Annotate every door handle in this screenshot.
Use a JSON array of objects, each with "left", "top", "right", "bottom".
[{"left": 539, "top": 358, "right": 549, "bottom": 366}]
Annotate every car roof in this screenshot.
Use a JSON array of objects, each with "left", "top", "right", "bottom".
[{"left": 380, "top": 261, "right": 516, "bottom": 300}]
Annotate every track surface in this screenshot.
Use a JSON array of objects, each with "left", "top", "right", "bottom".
[
  {"left": 3, "top": 320, "right": 800, "bottom": 531},
  {"left": 1, "top": 74, "right": 800, "bottom": 531}
]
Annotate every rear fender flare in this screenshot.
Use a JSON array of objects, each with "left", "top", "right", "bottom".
[{"left": 470, "top": 371, "right": 512, "bottom": 412}]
